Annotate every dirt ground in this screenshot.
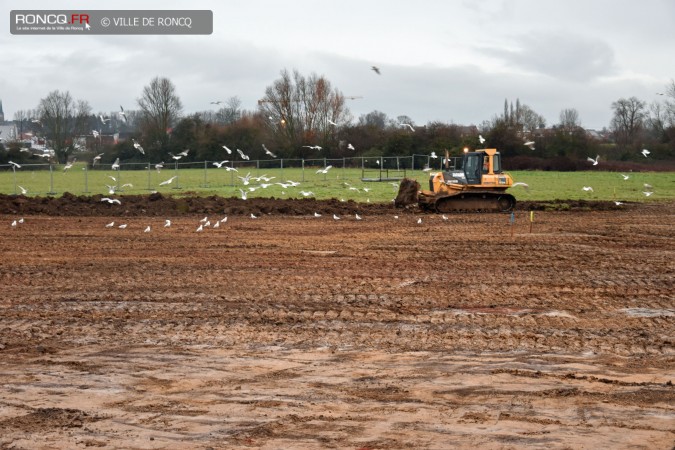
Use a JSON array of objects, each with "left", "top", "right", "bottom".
[{"left": 0, "top": 196, "right": 673, "bottom": 449}]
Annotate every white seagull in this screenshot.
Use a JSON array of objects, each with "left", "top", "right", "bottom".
[
  {"left": 371, "top": 65, "right": 381, "bottom": 75},
  {"left": 238, "top": 172, "right": 252, "bottom": 185},
  {"left": 430, "top": 151, "right": 438, "bottom": 159},
  {"left": 587, "top": 155, "right": 600, "bottom": 166},
  {"left": 159, "top": 176, "right": 177, "bottom": 186},
  {"left": 643, "top": 191, "right": 653, "bottom": 196},
  {"left": 524, "top": 140, "right": 535, "bottom": 150},
  {"left": 250, "top": 213, "right": 258, "bottom": 219},
  {"left": 132, "top": 139, "right": 145, "bottom": 155},
  {"left": 112, "top": 158, "right": 120, "bottom": 170},
  {"left": 316, "top": 165, "right": 333, "bottom": 174},
  {"left": 417, "top": 218, "right": 422, "bottom": 224},
  {"left": 101, "top": 197, "right": 121, "bottom": 205},
  {"left": 333, "top": 214, "right": 340, "bottom": 220},
  {"left": 105, "top": 221, "right": 115, "bottom": 228},
  {"left": 300, "top": 191, "right": 314, "bottom": 197},
  {"left": 118, "top": 224, "right": 128, "bottom": 229},
  {"left": 222, "top": 145, "right": 232, "bottom": 154},
  {"left": 63, "top": 159, "right": 76, "bottom": 172},
  {"left": 614, "top": 201, "right": 624, "bottom": 206},
  {"left": 479, "top": 134, "right": 486, "bottom": 144},
  {"left": 400, "top": 123, "right": 415, "bottom": 132},
  {"left": 18, "top": 185, "right": 28, "bottom": 195},
  {"left": 144, "top": 226, "right": 151, "bottom": 233},
  {"left": 641, "top": 149, "right": 650, "bottom": 157},
  {"left": 212, "top": 160, "right": 229, "bottom": 168},
  {"left": 119, "top": 106, "right": 127, "bottom": 122},
  {"left": 347, "top": 143, "right": 355, "bottom": 150},
  {"left": 236, "top": 149, "right": 250, "bottom": 160},
  {"left": 164, "top": 219, "right": 171, "bottom": 227},
  {"left": 155, "top": 162, "right": 164, "bottom": 173},
  {"left": 239, "top": 189, "right": 247, "bottom": 200},
  {"left": 314, "top": 212, "right": 321, "bottom": 217},
  {"left": 262, "top": 144, "right": 277, "bottom": 158},
  {"left": 620, "top": 174, "right": 630, "bottom": 180},
  {"left": 582, "top": 186, "right": 594, "bottom": 192},
  {"left": 512, "top": 182, "right": 530, "bottom": 191},
  {"left": 328, "top": 119, "right": 338, "bottom": 126},
  {"left": 303, "top": 145, "right": 322, "bottom": 150},
  {"left": 355, "top": 214, "right": 362, "bottom": 220},
  {"left": 8, "top": 161, "right": 21, "bottom": 169},
  {"left": 92, "top": 153, "right": 104, "bottom": 166}
]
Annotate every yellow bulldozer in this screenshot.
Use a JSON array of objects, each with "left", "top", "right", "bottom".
[{"left": 395, "top": 148, "right": 516, "bottom": 212}]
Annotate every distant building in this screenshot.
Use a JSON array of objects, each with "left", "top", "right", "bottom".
[
  {"left": 0, "top": 124, "right": 18, "bottom": 143},
  {"left": 0, "top": 99, "right": 4, "bottom": 123}
]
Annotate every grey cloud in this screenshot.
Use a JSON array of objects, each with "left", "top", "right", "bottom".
[{"left": 480, "top": 31, "right": 617, "bottom": 82}]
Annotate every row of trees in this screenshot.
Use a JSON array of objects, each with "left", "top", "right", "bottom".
[{"left": 2, "top": 71, "right": 675, "bottom": 168}]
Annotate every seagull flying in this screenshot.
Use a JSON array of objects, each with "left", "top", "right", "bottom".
[
  {"left": 512, "top": 182, "right": 530, "bottom": 191},
  {"left": 479, "top": 134, "right": 486, "bottom": 144},
  {"left": 18, "top": 185, "right": 28, "bottom": 195},
  {"left": 643, "top": 191, "right": 653, "bottom": 196},
  {"left": 112, "top": 158, "right": 120, "bottom": 170},
  {"left": 159, "top": 176, "right": 177, "bottom": 186},
  {"left": 92, "top": 153, "right": 104, "bottom": 166},
  {"left": 63, "top": 159, "right": 76, "bottom": 172},
  {"left": 155, "top": 162, "right": 164, "bottom": 173},
  {"left": 328, "top": 119, "right": 338, "bottom": 126},
  {"left": 303, "top": 145, "right": 322, "bottom": 151},
  {"left": 587, "top": 155, "right": 600, "bottom": 166},
  {"left": 101, "top": 197, "right": 121, "bottom": 205},
  {"left": 620, "top": 174, "right": 630, "bottom": 180},
  {"left": 222, "top": 145, "right": 232, "bottom": 154},
  {"left": 371, "top": 66, "right": 381, "bottom": 75},
  {"left": 316, "top": 165, "right": 333, "bottom": 174},
  {"left": 347, "top": 143, "right": 355, "bottom": 150},
  {"left": 239, "top": 189, "right": 247, "bottom": 200},
  {"left": 132, "top": 139, "right": 145, "bottom": 155},
  {"left": 524, "top": 140, "right": 535, "bottom": 150},
  {"left": 263, "top": 144, "right": 277, "bottom": 158},
  {"left": 118, "top": 106, "right": 127, "bottom": 122},
  {"left": 169, "top": 152, "right": 183, "bottom": 160},
  {"left": 212, "top": 160, "right": 229, "bottom": 168},
  {"left": 641, "top": 149, "right": 650, "bottom": 157},
  {"left": 236, "top": 149, "right": 250, "bottom": 160},
  {"left": 99, "top": 115, "right": 110, "bottom": 124},
  {"left": 400, "top": 123, "right": 415, "bottom": 132},
  {"left": 8, "top": 161, "right": 21, "bottom": 169},
  {"left": 430, "top": 151, "right": 438, "bottom": 159},
  {"left": 238, "top": 172, "right": 252, "bottom": 185},
  {"left": 582, "top": 186, "right": 594, "bottom": 192}
]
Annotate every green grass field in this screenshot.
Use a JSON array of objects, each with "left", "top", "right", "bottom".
[{"left": 0, "top": 162, "right": 673, "bottom": 203}]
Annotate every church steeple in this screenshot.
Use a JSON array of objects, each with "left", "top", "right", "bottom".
[{"left": 0, "top": 99, "right": 4, "bottom": 123}]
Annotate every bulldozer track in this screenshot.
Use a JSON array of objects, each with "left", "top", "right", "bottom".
[{"left": 1, "top": 203, "right": 673, "bottom": 449}]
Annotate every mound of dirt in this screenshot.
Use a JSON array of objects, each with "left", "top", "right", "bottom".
[
  {"left": 0, "top": 193, "right": 638, "bottom": 217},
  {"left": 394, "top": 178, "right": 421, "bottom": 208}
]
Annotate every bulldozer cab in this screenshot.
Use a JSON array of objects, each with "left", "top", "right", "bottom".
[{"left": 463, "top": 149, "right": 502, "bottom": 185}]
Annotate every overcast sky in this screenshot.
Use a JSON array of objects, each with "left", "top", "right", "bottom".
[{"left": 1, "top": 0, "right": 674, "bottom": 130}]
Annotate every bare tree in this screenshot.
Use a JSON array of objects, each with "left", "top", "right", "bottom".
[
  {"left": 610, "top": 96, "right": 646, "bottom": 148},
  {"left": 216, "top": 96, "right": 242, "bottom": 124},
  {"left": 13, "top": 110, "right": 28, "bottom": 138},
  {"left": 259, "top": 69, "right": 351, "bottom": 157},
  {"left": 37, "top": 90, "right": 91, "bottom": 163},
  {"left": 137, "top": 76, "right": 183, "bottom": 151},
  {"left": 559, "top": 108, "right": 581, "bottom": 133},
  {"left": 358, "top": 110, "right": 388, "bottom": 129}
]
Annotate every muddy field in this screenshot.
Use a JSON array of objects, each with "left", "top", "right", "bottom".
[{"left": 0, "top": 196, "right": 673, "bottom": 449}]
